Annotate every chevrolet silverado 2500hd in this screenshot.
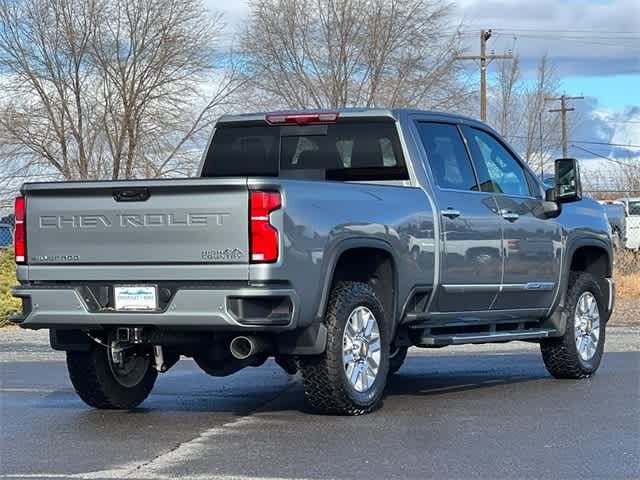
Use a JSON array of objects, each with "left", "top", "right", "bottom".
[{"left": 12, "top": 109, "right": 615, "bottom": 415}]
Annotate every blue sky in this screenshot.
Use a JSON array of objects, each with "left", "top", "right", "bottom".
[
  {"left": 205, "top": 0, "right": 640, "bottom": 182},
  {"left": 561, "top": 74, "right": 639, "bottom": 111}
]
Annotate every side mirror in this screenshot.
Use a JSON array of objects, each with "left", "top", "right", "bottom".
[{"left": 554, "top": 158, "right": 582, "bottom": 203}]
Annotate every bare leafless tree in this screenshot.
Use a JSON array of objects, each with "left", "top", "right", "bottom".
[
  {"left": 489, "top": 54, "right": 522, "bottom": 140},
  {"left": 522, "top": 56, "right": 562, "bottom": 170},
  {"left": 241, "top": 0, "right": 471, "bottom": 111},
  {"left": 0, "top": 0, "right": 242, "bottom": 183},
  {"left": 607, "top": 154, "right": 640, "bottom": 193},
  {"left": 489, "top": 54, "right": 562, "bottom": 174}
]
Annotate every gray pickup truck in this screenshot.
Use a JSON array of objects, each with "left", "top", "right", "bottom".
[{"left": 12, "top": 109, "right": 615, "bottom": 415}]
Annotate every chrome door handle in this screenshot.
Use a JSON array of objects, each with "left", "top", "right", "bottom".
[
  {"left": 502, "top": 212, "right": 519, "bottom": 222},
  {"left": 441, "top": 209, "right": 461, "bottom": 220}
]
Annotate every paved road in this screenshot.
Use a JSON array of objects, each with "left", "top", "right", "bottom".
[{"left": 1, "top": 328, "right": 639, "bottom": 480}]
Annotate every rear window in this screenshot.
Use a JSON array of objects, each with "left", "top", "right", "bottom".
[
  {"left": 629, "top": 201, "right": 640, "bottom": 216},
  {"left": 201, "top": 120, "right": 407, "bottom": 181}
]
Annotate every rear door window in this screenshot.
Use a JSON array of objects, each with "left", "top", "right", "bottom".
[{"left": 416, "top": 122, "right": 478, "bottom": 191}]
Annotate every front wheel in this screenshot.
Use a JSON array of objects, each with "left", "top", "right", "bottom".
[
  {"left": 540, "top": 273, "right": 606, "bottom": 379},
  {"left": 67, "top": 342, "right": 157, "bottom": 409},
  {"left": 298, "top": 281, "right": 389, "bottom": 415}
]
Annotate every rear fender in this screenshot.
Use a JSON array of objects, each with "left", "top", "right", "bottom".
[{"left": 316, "top": 237, "right": 398, "bottom": 324}]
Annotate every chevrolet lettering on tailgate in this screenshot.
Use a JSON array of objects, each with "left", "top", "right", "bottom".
[{"left": 38, "top": 212, "right": 230, "bottom": 229}]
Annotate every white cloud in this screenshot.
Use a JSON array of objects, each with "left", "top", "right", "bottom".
[
  {"left": 205, "top": 0, "right": 640, "bottom": 76},
  {"left": 455, "top": 0, "right": 640, "bottom": 77}
]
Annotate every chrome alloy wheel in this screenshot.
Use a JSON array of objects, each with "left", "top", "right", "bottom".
[
  {"left": 574, "top": 291, "right": 601, "bottom": 362},
  {"left": 343, "top": 306, "right": 381, "bottom": 392}
]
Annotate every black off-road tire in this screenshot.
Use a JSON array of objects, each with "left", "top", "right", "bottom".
[
  {"left": 389, "top": 346, "right": 408, "bottom": 375},
  {"left": 297, "top": 281, "right": 389, "bottom": 415},
  {"left": 540, "top": 272, "right": 607, "bottom": 379},
  {"left": 67, "top": 344, "right": 157, "bottom": 409}
]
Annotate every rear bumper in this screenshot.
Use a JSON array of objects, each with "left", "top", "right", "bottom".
[{"left": 11, "top": 285, "right": 300, "bottom": 331}]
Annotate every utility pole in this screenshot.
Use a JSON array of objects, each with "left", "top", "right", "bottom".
[
  {"left": 539, "top": 110, "right": 544, "bottom": 177},
  {"left": 546, "top": 95, "right": 584, "bottom": 158},
  {"left": 454, "top": 29, "right": 513, "bottom": 122}
]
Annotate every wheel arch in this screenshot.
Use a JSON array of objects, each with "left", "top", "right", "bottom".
[
  {"left": 569, "top": 242, "right": 612, "bottom": 278},
  {"left": 545, "top": 237, "right": 614, "bottom": 333},
  {"left": 317, "top": 238, "right": 398, "bottom": 332}
]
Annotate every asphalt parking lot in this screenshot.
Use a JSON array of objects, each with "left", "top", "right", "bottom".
[{"left": 1, "top": 327, "right": 639, "bottom": 480}]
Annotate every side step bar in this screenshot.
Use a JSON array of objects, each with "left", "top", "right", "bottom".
[{"left": 417, "top": 328, "right": 559, "bottom": 347}]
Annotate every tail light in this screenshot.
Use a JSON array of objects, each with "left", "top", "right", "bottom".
[
  {"left": 14, "top": 196, "right": 26, "bottom": 264},
  {"left": 249, "top": 191, "right": 281, "bottom": 263}
]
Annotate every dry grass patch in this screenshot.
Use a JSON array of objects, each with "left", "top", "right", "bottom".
[
  {"left": 616, "top": 273, "right": 640, "bottom": 298},
  {"left": 614, "top": 249, "right": 640, "bottom": 300}
]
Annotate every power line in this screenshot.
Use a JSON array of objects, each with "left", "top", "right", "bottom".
[
  {"left": 493, "top": 36, "right": 640, "bottom": 49},
  {"left": 598, "top": 120, "right": 640, "bottom": 125},
  {"left": 571, "top": 145, "right": 639, "bottom": 170},
  {"left": 571, "top": 144, "right": 617, "bottom": 162},
  {"left": 493, "top": 32, "right": 640, "bottom": 40},
  {"left": 0, "top": 173, "right": 60, "bottom": 179},
  {"left": 509, "top": 136, "right": 640, "bottom": 149},
  {"left": 441, "top": 28, "right": 640, "bottom": 39},
  {"left": 569, "top": 140, "right": 640, "bottom": 148},
  {"left": 463, "top": 26, "right": 640, "bottom": 34}
]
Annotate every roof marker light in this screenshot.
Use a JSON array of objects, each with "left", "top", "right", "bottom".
[{"left": 265, "top": 112, "right": 340, "bottom": 125}]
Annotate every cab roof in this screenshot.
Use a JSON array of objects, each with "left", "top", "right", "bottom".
[{"left": 217, "top": 108, "right": 482, "bottom": 126}]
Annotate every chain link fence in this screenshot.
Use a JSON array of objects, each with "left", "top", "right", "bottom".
[{"left": 0, "top": 204, "right": 13, "bottom": 251}]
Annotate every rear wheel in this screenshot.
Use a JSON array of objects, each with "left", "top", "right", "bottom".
[
  {"left": 540, "top": 273, "right": 606, "bottom": 379},
  {"left": 298, "top": 281, "right": 389, "bottom": 415},
  {"left": 67, "top": 342, "right": 157, "bottom": 409}
]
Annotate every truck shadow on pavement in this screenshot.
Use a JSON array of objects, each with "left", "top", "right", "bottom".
[
  {"left": 385, "top": 353, "right": 551, "bottom": 399},
  {"left": 28, "top": 352, "right": 604, "bottom": 414}
]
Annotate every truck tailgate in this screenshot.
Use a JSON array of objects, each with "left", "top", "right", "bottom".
[{"left": 23, "top": 178, "right": 249, "bottom": 267}]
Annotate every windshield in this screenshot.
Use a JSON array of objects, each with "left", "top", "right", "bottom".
[
  {"left": 628, "top": 201, "right": 640, "bottom": 216},
  {"left": 201, "top": 120, "right": 407, "bottom": 181}
]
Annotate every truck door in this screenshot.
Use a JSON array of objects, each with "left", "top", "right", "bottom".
[
  {"left": 415, "top": 122, "right": 503, "bottom": 312},
  {"left": 461, "top": 126, "right": 562, "bottom": 310}
]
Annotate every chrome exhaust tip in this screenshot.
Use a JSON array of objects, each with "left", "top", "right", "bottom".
[{"left": 230, "top": 336, "right": 261, "bottom": 360}]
